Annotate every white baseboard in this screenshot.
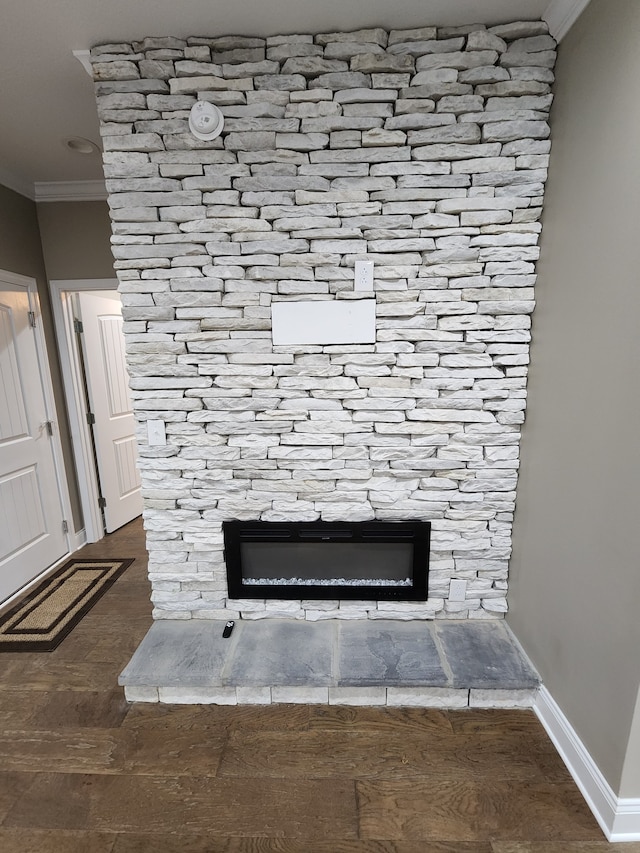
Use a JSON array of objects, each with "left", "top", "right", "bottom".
[
  {"left": 72, "top": 528, "right": 87, "bottom": 551},
  {"left": 535, "top": 686, "right": 640, "bottom": 841}
]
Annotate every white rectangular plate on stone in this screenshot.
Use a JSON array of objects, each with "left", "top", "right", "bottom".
[{"left": 271, "top": 299, "right": 376, "bottom": 346}]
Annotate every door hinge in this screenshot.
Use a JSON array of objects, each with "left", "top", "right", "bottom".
[
  {"left": 62, "top": 520, "right": 69, "bottom": 534},
  {"left": 74, "top": 318, "right": 83, "bottom": 334},
  {"left": 45, "top": 420, "right": 54, "bottom": 436},
  {"left": 28, "top": 311, "right": 36, "bottom": 328},
  {"left": 98, "top": 497, "right": 107, "bottom": 509},
  {"left": 86, "top": 412, "right": 95, "bottom": 426}
]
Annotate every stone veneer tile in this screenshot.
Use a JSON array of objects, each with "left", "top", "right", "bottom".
[
  {"left": 386, "top": 687, "right": 469, "bottom": 708},
  {"left": 271, "top": 686, "right": 330, "bottom": 704},
  {"left": 329, "top": 687, "right": 387, "bottom": 705},
  {"left": 124, "top": 686, "right": 159, "bottom": 703},
  {"left": 236, "top": 686, "right": 273, "bottom": 704},
  {"left": 468, "top": 687, "right": 538, "bottom": 708},
  {"left": 93, "top": 23, "right": 556, "bottom": 627},
  {"left": 159, "top": 686, "right": 238, "bottom": 704}
]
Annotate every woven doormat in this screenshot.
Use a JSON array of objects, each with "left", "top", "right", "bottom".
[{"left": 0, "top": 558, "right": 134, "bottom": 651}]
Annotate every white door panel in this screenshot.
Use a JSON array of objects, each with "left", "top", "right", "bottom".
[
  {"left": 77, "top": 292, "right": 142, "bottom": 533},
  {"left": 0, "top": 280, "right": 67, "bottom": 602}
]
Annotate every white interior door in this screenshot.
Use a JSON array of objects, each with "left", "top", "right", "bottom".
[
  {"left": 0, "top": 276, "right": 67, "bottom": 602},
  {"left": 77, "top": 292, "right": 142, "bottom": 533}
]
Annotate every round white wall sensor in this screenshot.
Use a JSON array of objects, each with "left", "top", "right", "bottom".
[{"left": 188, "top": 101, "right": 224, "bottom": 141}]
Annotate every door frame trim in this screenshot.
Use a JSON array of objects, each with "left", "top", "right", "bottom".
[
  {"left": 50, "top": 278, "right": 118, "bottom": 543},
  {"left": 0, "top": 267, "right": 73, "bottom": 556}
]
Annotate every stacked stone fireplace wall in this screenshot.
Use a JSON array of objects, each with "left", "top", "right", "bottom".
[{"left": 91, "top": 21, "right": 556, "bottom": 622}]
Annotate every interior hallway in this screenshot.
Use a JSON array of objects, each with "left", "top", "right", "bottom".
[{"left": 0, "top": 518, "right": 636, "bottom": 852}]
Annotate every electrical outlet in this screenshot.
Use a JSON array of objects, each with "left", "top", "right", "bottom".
[
  {"left": 354, "top": 260, "right": 374, "bottom": 292},
  {"left": 449, "top": 579, "right": 467, "bottom": 602}
]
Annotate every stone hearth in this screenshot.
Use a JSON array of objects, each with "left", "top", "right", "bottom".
[{"left": 120, "top": 618, "right": 539, "bottom": 706}]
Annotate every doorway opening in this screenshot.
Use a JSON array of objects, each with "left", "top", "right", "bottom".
[{"left": 50, "top": 279, "right": 142, "bottom": 543}]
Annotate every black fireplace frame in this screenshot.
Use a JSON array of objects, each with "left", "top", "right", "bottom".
[{"left": 223, "top": 520, "right": 431, "bottom": 601}]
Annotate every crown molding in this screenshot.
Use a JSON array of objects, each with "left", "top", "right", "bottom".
[
  {"left": 34, "top": 180, "right": 107, "bottom": 203},
  {"left": 543, "top": 0, "right": 592, "bottom": 41},
  {"left": 73, "top": 49, "right": 93, "bottom": 77},
  {"left": 0, "top": 166, "right": 35, "bottom": 200}
]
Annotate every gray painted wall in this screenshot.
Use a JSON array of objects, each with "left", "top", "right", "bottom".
[
  {"left": 508, "top": 0, "right": 640, "bottom": 795},
  {"left": 37, "top": 200, "right": 114, "bottom": 281},
  {"left": 0, "top": 184, "right": 83, "bottom": 529}
]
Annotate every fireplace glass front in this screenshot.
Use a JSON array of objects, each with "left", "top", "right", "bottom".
[{"left": 223, "top": 520, "right": 430, "bottom": 601}]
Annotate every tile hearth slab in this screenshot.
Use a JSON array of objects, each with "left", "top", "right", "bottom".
[
  {"left": 119, "top": 618, "right": 540, "bottom": 707},
  {"left": 436, "top": 621, "right": 539, "bottom": 689},
  {"left": 337, "top": 621, "right": 448, "bottom": 687},
  {"left": 225, "top": 620, "right": 333, "bottom": 686}
]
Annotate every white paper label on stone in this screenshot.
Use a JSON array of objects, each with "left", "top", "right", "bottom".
[{"left": 271, "top": 299, "right": 376, "bottom": 345}]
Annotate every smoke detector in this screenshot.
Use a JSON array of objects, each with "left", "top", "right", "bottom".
[{"left": 188, "top": 100, "right": 224, "bottom": 141}]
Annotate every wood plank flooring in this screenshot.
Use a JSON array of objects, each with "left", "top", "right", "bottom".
[{"left": 0, "top": 517, "right": 635, "bottom": 852}]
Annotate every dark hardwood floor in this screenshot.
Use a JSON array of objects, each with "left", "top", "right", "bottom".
[{"left": 0, "top": 518, "right": 635, "bottom": 852}]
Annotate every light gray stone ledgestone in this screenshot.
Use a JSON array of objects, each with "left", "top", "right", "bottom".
[
  {"left": 386, "top": 688, "right": 469, "bottom": 707},
  {"left": 489, "top": 21, "right": 550, "bottom": 39},
  {"left": 308, "top": 72, "right": 371, "bottom": 90},
  {"left": 477, "top": 80, "right": 551, "bottom": 97},
  {"left": 415, "top": 50, "right": 498, "bottom": 72},
  {"left": 329, "top": 687, "right": 387, "bottom": 705},
  {"left": 467, "top": 30, "right": 507, "bottom": 52},
  {"left": 414, "top": 143, "right": 501, "bottom": 161},
  {"left": 211, "top": 48, "right": 266, "bottom": 64},
  {"left": 222, "top": 61, "right": 279, "bottom": 79},
  {"left": 509, "top": 67, "right": 555, "bottom": 83},
  {"left": 103, "top": 134, "right": 164, "bottom": 152},
  {"left": 175, "top": 60, "right": 223, "bottom": 77},
  {"left": 254, "top": 74, "right": 307, "bottom": 91},
  {"left": 275, "top": 133, "right": 329, "bottom": 151},
  {"left": 281, "top": 57, "right": 349, "bottom": 77},
  {"left": 469, "top": 688, "right": 537, "bottom": 708},
  {"left": 388, "top": 27, "right": 437, "bottom": 45},
  {"left": 371, "top": 73, "right": 411, "bottom": 88},
  {"left": 285, "top": 102, "right": 341, "bottom": 118},
  {"left": 482, "top": 121, "right": 550, "bottom": 142},
  {"left": 325, "top": 43, "right": 387, "bottom": 61},
  {"left": 351, "top": 54, "right": 414, "bottom": 74},
  {"left": 169, "top": 75, "right": 253, "bottom": 94},
  {"left": 388, "top": 37, "right": 465, "bottom": 56},
  {"left": 342, "top": 103, "right": 393, "bottom": 118},
  {"left": 402, "top": 82, "right": 472, "bottom": 98},
  {"left": 334, "top": 88, "right": 397, "bottom": 104},
  {"left": 500, "top": 50, "right": 556, "bottom": 69},
  {"left": 408, "top": 124, "right": 480, "bottom": 145},
  {"left": 459, "top": 66, "right": 510, "bottom": 85},
  {"left": 267, "top": 43, "right": 323, "bottom": 61},
  {"left": 92, "top": 60, "right": 140, "bottom": 81},
  {"left": 385, "top": 113, "right": 454, "bottom": 130},
  {"left": 507, "top": 35, "right": 556, "bottom": 54},
  {"left": 315, "top": 29, "right": 388, "bottom": 47}
]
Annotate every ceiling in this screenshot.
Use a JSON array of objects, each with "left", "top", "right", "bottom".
[{"left": 0, "top": 0, "right": 589, "bottom": 200}]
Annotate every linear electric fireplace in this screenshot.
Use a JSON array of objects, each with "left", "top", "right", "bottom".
[{"left": 223, "top": 520, "right": 431, "bottom": 601}]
